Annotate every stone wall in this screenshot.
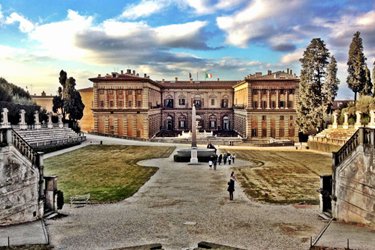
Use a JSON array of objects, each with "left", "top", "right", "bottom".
[
  {"left": 308, "top": 141, "right": 343, "bottom": 153},
  {"left": 0, "top": 145, "right": 42, "bottom": 225},
  {"left": 333, "top": 144, "right": 375, "bottom": 228}
]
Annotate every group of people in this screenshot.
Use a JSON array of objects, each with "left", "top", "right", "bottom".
[{"left": 206, "top": 144, "right": 237, "bottom": 200}]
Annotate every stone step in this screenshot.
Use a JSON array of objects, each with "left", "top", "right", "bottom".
[{"left": 318, "top": 212, "right": 332, "bottom": 221}]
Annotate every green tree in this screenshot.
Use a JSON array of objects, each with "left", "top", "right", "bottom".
[
  {"left": 323, "top": 56, "right": 339, "bottom": 114},
  {"left": 297, "top": 38, "right": 330, "bottom": 134},
  {"left": 347, "top": 31, "right": 367, "bottom": 102},
  {"left": 372, "top": 61, "right": 375, "bottom": 95},
  {"left": 52, "top": 70, "right": 85, "bottom": 132},
  {"left": 362, "top": 66, "right": 373, "bottom": 96}
]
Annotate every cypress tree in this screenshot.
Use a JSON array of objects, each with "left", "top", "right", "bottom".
[
  {"left": 362, "top": 66, "right": 373, "bottom": 96},
  {"left": 347, "top": 31, "right": 367, "bottom": 102},
  {"left": 323, "top": 56, "right": 339, "bottom": 114},
  {"left": 296, "top": 38, "right": 330, "bottom": 134}
]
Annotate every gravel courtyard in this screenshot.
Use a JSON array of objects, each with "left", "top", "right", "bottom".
[{"left": 46, "top": 137, "right": 326, "bottom": 249}]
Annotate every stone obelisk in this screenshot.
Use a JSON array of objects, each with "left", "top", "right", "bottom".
[{"left": 190, "top": 104, "right": 198, "bottom": 164}]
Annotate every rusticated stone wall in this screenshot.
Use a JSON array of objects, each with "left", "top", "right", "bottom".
[
  {"left": 333, "top": 145, "right": 375, "bottom": 228},
  {"left": 0, "top": 145, "right": 42, "bottom": 225}
]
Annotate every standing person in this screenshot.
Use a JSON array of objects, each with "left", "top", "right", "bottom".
[
  {"left": 213, "top": 154, "right": 218, "bottom": 170},
  {"left": 223, "top": 153, "right": 227, "bottom": 165},
  {"left": 227, "top": 171, "right": 237, "bottom": 200},
  {"left": 232, "top": 153, "right": 236, "bottom": 164},
  {"left": 228, "top": 154, "right": 232, "bottom": 165},
  {"left": 218, "top": 154, "right": 223, "bottom": 165}
]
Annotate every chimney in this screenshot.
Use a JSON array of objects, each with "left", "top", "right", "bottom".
[
  {"left": 127, "top": 69, "right": 131, "bottom": 74},
  {"left": 136, "top": 73, "right": 139, "bottom": 76},
  {"left": 175, "top": 77, "right": 178, "bottom": 82},
  {"left": 132, "top": 70, "right": 136, "bottom": 75},
  {"left": 98, "top": 74, "right": 101, "bottom": 77},
  {"left": 162, "top": 79, "right": 165, "bottom": 83},
  {"left": 287, "top": 68, "right": 290, "bottom": 74},
  {"left": 144, "top": 73, "right": 147, "bottom": 78},
  {"left": 268, "top": 70, "right": 272, "bottom": 75},
  {"left": 255, "top": 72, "right": 262, "bottom": 77},
  {"left": 290, "top": 69, "right": 292, "bottom": 75},
  {"left": 120, "top": 70, "right": 123, "bottom": 74},
  {"left": 217, "top": 78, "right": 220, "bottom": 81}
]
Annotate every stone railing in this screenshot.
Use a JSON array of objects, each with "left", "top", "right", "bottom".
[
  {"left": 309, "top": 136, "right": 347, "bottom": 145},
  {"left": 11, "top": 128, "right": 39, "bottom": 165},
  {"left": 331, "top": 128, "right": 375, "bottom": 167}
]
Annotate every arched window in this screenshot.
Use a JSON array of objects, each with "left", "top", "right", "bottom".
[
  {"left": 166, "top": 115, "right": 173, "bottom": 130},
  {"left": 209, "top": 115, "right": 217, "bottom": 129},
  {"left": 222, "top": 116, "right": 230, "bottom": 130},
  {"left": 193, "top": 95, "right": 202, "bottom": 108},
  {"left": 178, "top": 115, "right": 187, "bottom": 129},
  {"left": 221, "top": 96, "right": 229, "bottom": 108}
]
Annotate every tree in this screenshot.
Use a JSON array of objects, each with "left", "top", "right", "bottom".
[
  {"left": 52, "top": 70, "right": 85, "bottom": 132},
  {"left": 296, "top": 38, "right": 330, "bottom": 134},
  {"left": 362, "top": 66, "right": 373, "bottom": 96},
  {"left": 373, "top": 61, "right": 375, "bottom": 95},
  {"left": 323, "top": 56, "right": 339, "bottom": 114},
  {"left": 347, "top": 31, "right": 367, "bottom": 102}
]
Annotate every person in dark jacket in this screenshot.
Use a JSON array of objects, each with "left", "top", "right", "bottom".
[
  {"left": 218, "top": 154, "right": 223, "bottom": 165},
  {"left": 227, "top": 171, "right": 237, "bottom": 200}
]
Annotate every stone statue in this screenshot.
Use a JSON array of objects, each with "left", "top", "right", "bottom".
[
  {"left": 332, "top": 112, "right": 338, "bottom": 129},
  {"left": 58, "top": 114, "right": 63, "bottom": 128},
  {"left": 34, "top": 111, "right": 41, "bottom": 129},
  {"left": 190, "top": 105, "right": 198, "bottom": 164},
  {"left": 343, "top": 112, "right": 349, "bottom": 129},
  {"left": 48, "top": 112, "right": 53, "bottom": 128},
  {"left": 1, "top": 108, "right": 11, "bottom": 128},
  {"left": 19, "top": 109, "right": 27, "bottom": 130},
  {"left": 354, "top": 111, "right": 362, "bottom": 129}
]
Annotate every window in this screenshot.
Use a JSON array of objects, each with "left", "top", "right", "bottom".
[
  {"left": 279, "top": 128, "right": 285, "bottom": 137},
  {"left": 290, "top": 116, "right": 293, "bottom": 120},
  {"left": 109, "top": 101, "right": 114, "bottom": 107},
  {"left": 279, "top": 101, "right": 285, "bottom": 108},
  {"left": 136, "top": 89, "right": 142, "bottom": 94},
  {"left": 118, "top": 101, "right": 123, "bottom": 107},
  {"left": 100, "top": 101, "right": 104, "bottom": 107},
  {"left": 211, "top": 99, "right": 215, "bottom": 106},
  {"left": 221, "top": 99, "right": 228, "bottom": 108},
  {"left": 179, "top": 99, "right": 185, "bottom": 105},
  {"left": 99, "top": 89, "right": 104, "bottom": 95},
  {"left": 262, "top": 128, "right": 267, "bottom": 137},
  {"left": 127, "top": 90, "right": 133, "bottom": 95},
  {"left": 180, "top": 120, "right": 186, "bottom": 129},
  {"left": 137, "top": 101, "right": 142, "bottom": 107},
  {"left": 164, "top": 99, "right": 174, "bottom": 108},
  {"left": 280, "top": 116, "right": 284, "bottom": 120},
  {"left": 194, "top": 100, "right": 202, "bottom": 108},
  {"left": 128, "top": 101, "right": 132, "bottom": 107},
  {"left": 117, "top": 90, "right": 123, "bottom": 95},
  {"left": 271, "top": 101, "right": 276, "bottom": 108},
  {"left": 262, "top": 115, "right": 266, "bottom": 121},
  {"left": 271, "top": 128, "right": 276, "bottom": 138},
  {"left": 251, "top": 128, "right": 257, "bottom": 137},
  {"left": 262, "top": 101, "right": 267, "bottom": 109},
  {"left": 210, "top": 120, "right": 216, "bottom": 129},
  {"left": 288, "top": 101, "right": 293, "bottom": 108},
  {"left": 253, "top": 101, "right": 258, "bottom": 108},
  {"left": 108, "top": 90, "right": 113, "bottom": 94}
]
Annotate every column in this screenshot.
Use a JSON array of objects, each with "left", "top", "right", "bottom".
[
  {"left": 368, "top": 110, "right": 375, "bottom": 128},
  {"left": 332, "top": 112, "right": 338, "bottom": 129},
  {"left": 257, "top": 115, "right": 262, "bottom": 138},
  {"left": 266, "top": 90, "right": 270, "bottom": 109},
  {"left": 285, "top": 115, "right": 289, "bottom": 138},
  {"left": 258, "top": 91, "right": 261, "bottom": 109},
  {"left": 1, "top": 108, "right": 11, "bottom": 128},
  {"left": 114, "top": 89, "right": 117, "bottom": 108},
  {"left": 285, "top": 90, "right": 289, "bottom": 109},
  {"left": 34, "top": 111, "right": 41, "bottom": 129},
  {"left": 47, "top": 112, "right": 53, "bottom": 128},
  {"left": 133, "top": 91, "right": 136, "bottom": 108},
  {"left": 93, "top": 84, "right": 98, "bottom": 109},
  {"left": 266, "top": 116, "right": 271, "bottom": 137},
  {"left": 104, "top": 89, "right": 108, "bottom": 109},
  {"left": 276, "top": 90, "right": 279, "bottom": 109},
  {"left": 355, "top": 111, "right": 362, "bottom": 129},
  {"left": 343, "top": 112, "right": 349, "bottom": 129}
]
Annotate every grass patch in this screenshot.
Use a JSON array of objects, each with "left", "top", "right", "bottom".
[
  {"left": 44, "top": 145, "right": 175, "bottom": 203},
  {"left": 224, "top": 149, "right": 332, "bottom": 204}
]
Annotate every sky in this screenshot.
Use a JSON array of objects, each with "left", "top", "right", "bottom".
[{"left": 0, "top": 0, "right": 374, "bottom": 99}]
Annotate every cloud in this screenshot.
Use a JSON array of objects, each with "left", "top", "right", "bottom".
[
  {"left": 280, "top": 49, "right": 304, "bottom": 64},
  {"left": 0, "top": 4, "right": 4, "bottom": 23},
  {"left": 121, "top": 0, "right": 170, "bottom": 19},
  {"left": 5, "top": 12, "right": 35, "bottom": 33}
]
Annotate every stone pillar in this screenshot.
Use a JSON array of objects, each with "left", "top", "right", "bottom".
[
  {"left": 19, "top": 109, "right": 27, "bottom": 130},
  {"left": 354, "top": 111, "right": 362, "bottom": 129},
  {"left": 47, "top": 112, "right": 53, "bottom": 128},
  {"left": 368, "top": 110, "right": 375, "bottom": 128},
  {"left": 133, "top": 91, "right": 136, "bottom": 108},
  {"left": 1, "top": 108, "right": 11, "bottom": 128},
  {"left": 190, "top": 105, "right": 198, "bottom": 164},
  {"left": 34, "top": 111, "right": 41, "bottom": 129},
  {"left": 44, "top": 176, "right": 58, "bottom": 211},
  {"left": 332, "top": 112, "right": 338, "bottom": 129},
  {"left": 58, "top": 114, "right": 64, "bottom": 128},
  {"left": 285, "top": 90, "right": 289, "bottom": 109},
  {"left": 343, "top": 113, "right": 349, "bottom": 129},
  {"left": 266, "top": 90, "right": 270, "bottom": 109},
  {"left": 276, "top": 90, "right": 279, "bottom": 109},
  {"left": 258, "top": 91, "right": 261, "bottom": 109}
]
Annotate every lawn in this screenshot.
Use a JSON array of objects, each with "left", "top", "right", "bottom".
[
  {"left": 44, "top": 145, "right": 175, "bottom": 203},
  {"left": 224, "top": 149, "right": 332, "bottom": 204}
]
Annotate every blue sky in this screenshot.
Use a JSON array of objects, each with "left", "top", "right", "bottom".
[{"left": 0, "top": 0, "right": 374, "bottom": 99}]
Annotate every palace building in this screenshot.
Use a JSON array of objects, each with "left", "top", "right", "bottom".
[{"left": 87, "top": 68, "right": 299, "bottom": 141}]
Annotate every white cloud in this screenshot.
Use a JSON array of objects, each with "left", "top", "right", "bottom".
[
  {"left": 28, "top": 10, "right": 93, "bottom": 60},
  {"left": 280, "top": 49, "right": 304, "bottom": 64},
  {"left": 0, "top": 4, "right": 4, "bottom": 23},
  {"left": 121, "top": 0, "right": 169, "bottom": 19},
  {"left": 5, "top": 12, "right": 35, "bottom": 33},
  {"left": 216, "top": 0, "right": 304, "bottom": 48}
]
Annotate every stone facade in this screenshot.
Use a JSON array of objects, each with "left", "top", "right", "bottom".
[
  {"left": 31, "top": 91, "right": 53, "bottom": 112},
  {"left": 78, "top": 87, "right": 94, "bottom": 133},
  {"left": 233, "top": 70, "right": 299, "bottom": 140},
  {"left": 89, "top": 69, "right": 299, "bottom": 141}
]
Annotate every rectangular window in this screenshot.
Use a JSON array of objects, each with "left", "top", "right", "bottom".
[
  {"left": 280, "top": 116, "right": 284, "bottom": 120},
  {"left": 271, "top": 101, "right": 276, "bottom": 108},
  {"left": 128, "top": 101, "right": 132, "bottom": 107},
  {"left": 262, "top": 115, "right": 266, "bottom": 121},
  {"left": 262, "top": 101, "right": 267, "bottom": 109},
  {"left": 118, "top": 101, "right": 123, "bottom": 107},
  {"left": 108, "top": 90, "right": 113, "bottom": 94},
  {"left": 253, "top": 101, "right": 258, "bottom": 108},
  {"left": 280, "top": 101, "right": 285, "bottom": 108},
  {"left": 136, "top": 89, "right": 142, "bottom": 94},
  {"left": 117, "top": 90, "right": 123, "bottom": 95},
  {"left": 99, "top": 89, "right": 104, "bottom": 94},
  {"left": 210, "top": 121, "right": 216, "bottom": 128},
  {"left": 262, "top": 128, "right": 267, "bottom": 137},
  {"left": 288, "top": 101, "right": 293, "bottom": 108},
  {"left": 290, "top": 116, "right": 293, "bottom": 120},
  {"left": 194, "top": 100, "right": 201, "bottom": 108},
  {"left": 127, "top": 90, "right": 133, "bottom": 95},
  {"left": 211, "top": 99, "right": 215, "bottom": 106},
  {"left": 179, "top": 99, "right": 185, "bottom": 105},
  {"left": 279, "top": 128, "right": 285, "bottom": 137},
  {"left": 109, "top": 101, "right": 114, "bottom": 107},
  {"left": 251, "top": 128, "right": 257, "bottom": 137},
  {"left": 180, "top": 120, "right": 185, "bottom": 128},
  {"left": 271, "top": 128, "right": 276, "bottom": 138},
  {"left": 100, "top": 101, "right": 104, "bottom": 107},
  {"left": 137, "top": 101, "right": 142, "bottom": 107}
]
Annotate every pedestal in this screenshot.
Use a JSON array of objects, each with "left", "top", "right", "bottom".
[{"left": 190, "top": 147, "right": 198, "bottom": 164}]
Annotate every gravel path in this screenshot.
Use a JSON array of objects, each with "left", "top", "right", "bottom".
[{"left": 46, "top": 135, "right": 326, "bottom": 249}]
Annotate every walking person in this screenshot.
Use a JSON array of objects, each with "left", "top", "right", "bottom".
[
  {"left": 218, "top": 154, "right": 223, "bottom": 165},
  {"left": 223, "top": 153, "right": 227, "bottom": 165},
  {"left": 227, "top": 171, "right": 237, "bottom": 200},
  {"left": 228, "top": 154, "right": 232, "bottom": 165},
  {"left": 232, "top": 153, "right": 236, "bottom": 164},
  {"left": 213, "top": 154, "right": 218, "bottom": 170}
]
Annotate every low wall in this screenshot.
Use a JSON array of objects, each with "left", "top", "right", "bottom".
[
  {"left": 308, "top": 140, "right": 343, "bottom": 153},
  {"left": 0, "top": 145, "right": 42, "bottom": 225}
]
